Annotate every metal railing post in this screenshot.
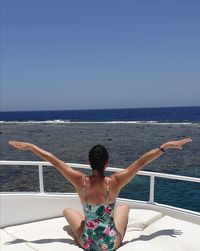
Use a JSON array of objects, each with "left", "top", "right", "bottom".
[
  {"left": 149, "top": 175, "right": 155, "bottom": 204},
  {"left": 38, "top": 164, "right": 44, "bottom": 193}
]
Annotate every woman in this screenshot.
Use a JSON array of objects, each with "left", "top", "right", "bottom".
[{"left": 8, "top": 138, "right": 192, "bottom": 250}]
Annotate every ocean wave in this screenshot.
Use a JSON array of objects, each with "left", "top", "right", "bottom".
[
  {"left": 0, "top": 120, "right": 71, "bottom": 124},
  {"left": 0, "top": 120, "right": 198, "bottom": 125}
]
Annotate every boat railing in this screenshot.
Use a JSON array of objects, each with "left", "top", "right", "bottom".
[{"left": 1, "top": 160, "right": 200, "bottom": 205}]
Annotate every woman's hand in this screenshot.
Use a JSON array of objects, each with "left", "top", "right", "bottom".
[
  {"left": 8, "top": 140, "right": 33, "bottom": 151},
  {"left": 160, "top": 138, "right": 192, "bottom": 151}
]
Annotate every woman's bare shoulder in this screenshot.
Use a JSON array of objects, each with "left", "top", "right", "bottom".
[{"left": 108, "top": 174, "right": 120, "bottom": 189}]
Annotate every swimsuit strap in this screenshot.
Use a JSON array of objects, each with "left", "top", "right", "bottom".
[
  {"left": 83, "top": 176, "right": 87, "bottom": 204},
  {"left": 106, "top": 177, "right": 110, "bottom": 204}
]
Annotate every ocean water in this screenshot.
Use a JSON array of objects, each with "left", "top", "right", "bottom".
[
  {"left": 0, "top": 106, "right": 200, "bottom": 212},
  {"left": 1, "top": 106, "right": 200, "bottom": 123}
]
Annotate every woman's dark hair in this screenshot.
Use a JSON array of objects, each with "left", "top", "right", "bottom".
[{"left": 88, "top": 145, "right": 109, "bottom": 176}]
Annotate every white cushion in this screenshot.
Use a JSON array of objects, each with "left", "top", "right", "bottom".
[
  {"left": 1, "top": 209, "right": 162, "bottom": 251},
  {"left": 127, "top": 209, "right": 163, "bottom": 231},
  {"left": 120, "top": 215, "right": 200, "bottom": 251},
  {"left": 2, "top": 217, "right": 82, "bottom": 251},
  {"left": 1, "top": 210, "right": 200, "bottom": 251},
  {"left": 141, "top": 215, "right": 200, "bottom": 251},
  {"left": 122, "top": 209, "right": 163, "bottom": 242}
]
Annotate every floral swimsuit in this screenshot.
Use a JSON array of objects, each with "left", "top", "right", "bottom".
[{"left": 82, "top": 176, "right": 117, "bottom": 251}]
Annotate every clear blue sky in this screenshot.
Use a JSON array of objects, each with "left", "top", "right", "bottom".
[{"left": 1, "top": 0, "right": 200, "bottom": 111}]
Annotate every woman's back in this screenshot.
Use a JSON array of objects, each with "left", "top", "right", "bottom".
[{"left": 80, "top": 175, "right": 118, "bottom": 205}]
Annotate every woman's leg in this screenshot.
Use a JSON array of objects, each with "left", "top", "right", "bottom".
[
  {"left": 63, "top": 208, "right": 85, "bottom": 247},
  {"left": 113, "top": 204, "right": 130, "bottom": 249}
]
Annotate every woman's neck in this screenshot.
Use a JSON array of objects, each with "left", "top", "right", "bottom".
[{"left": 91, "top": 170, "right": 105, "bottom": 178}]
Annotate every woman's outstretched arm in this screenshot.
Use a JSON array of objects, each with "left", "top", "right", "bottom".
[
  {"left": 8, "top": 140, "right": 84, "bottom": 188},
  {"left": 113, "top": 138, "right": 192, "bottom": 189}
]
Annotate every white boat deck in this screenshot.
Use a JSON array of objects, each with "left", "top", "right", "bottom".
[{"left": 1, "top": 207, "right": 200, "bottom": 251}]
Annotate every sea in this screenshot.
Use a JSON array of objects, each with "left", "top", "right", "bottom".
[
  {"left": 0, "top": 106, "right": 200, "bottom": 212},
  {"left": 1, "top": 106, "right": 200, "bottom": 123}
]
